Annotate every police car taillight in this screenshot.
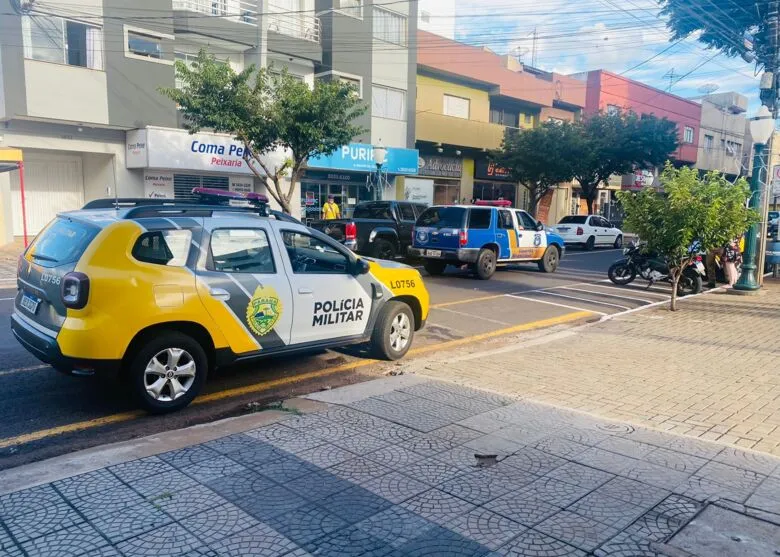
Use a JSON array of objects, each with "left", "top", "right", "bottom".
[
  {"left": 459, "top": 229, "right": 468, "bottom": 246},
  {"left": 61, "top": 272, "right": 90, "bottom": 309},
  {"left": 345, "top": 222, "right": 357, "bottom": 241}
]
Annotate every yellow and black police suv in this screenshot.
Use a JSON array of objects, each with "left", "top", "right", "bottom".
[{"left": 11, "top": 189, "right": 429, "bottom": 413}]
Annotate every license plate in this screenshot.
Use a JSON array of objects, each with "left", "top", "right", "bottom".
[
  {"left": 20, "top": 293, "right": 40, "bottom": 315},
  {"left": 695, "top": 262, "right": 705, "bottom": 273},
  {"left": 426, "top": 250, "right": 442, "bottom": 258}
]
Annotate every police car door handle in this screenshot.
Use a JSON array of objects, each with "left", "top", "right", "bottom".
[
  {"left": 298, "top": 288, "right": 313, "bottom": 295},
  {"left": 209, "top": 288, "right": 231, "bottom": 302},
  {"left": 497, "top": 234, "right": 505, "bottom": 238}
]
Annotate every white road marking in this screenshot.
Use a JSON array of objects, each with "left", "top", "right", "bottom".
[
  {"left": 559, "top": 287, "right": 660, "bottom": 304},
  {"left": 564, "top": 249, "right": 623, "bottom": 256},
  {"left": 434, "top": 306, "right": 512, "bottom": 326},
  {"left": 0, "top": 297, "right": 14, "bottom": 301},
  {"left": 506, "top": 294, "right": 607, "bottom": 316},
  {"left": 0, "top": 365, "right": 50, "bottom": 377},
  {"left": 585, "top": 282, "right": 671, "bottom": 298},
  {"left": 537, "top": 291, "right": 632, "bottom": 310}
]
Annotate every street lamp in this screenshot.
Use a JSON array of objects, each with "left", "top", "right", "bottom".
[
  {"left": 734, "top": 105, "right": 775, "bottom": 293},
  {"left": 372, "top": 141, "right": 388, "bottom": 201}
]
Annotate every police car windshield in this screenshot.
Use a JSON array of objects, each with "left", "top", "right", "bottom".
[{"left": 417, "top": 207, "right": 466, "bottom": 229}]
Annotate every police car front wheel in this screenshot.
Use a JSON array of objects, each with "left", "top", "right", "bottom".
[
  {"left": 129, "top": 331, "right": 208, "bottom": 414},
  {"left": 371, "top": 301, "right": 415, "bottom": 360}
]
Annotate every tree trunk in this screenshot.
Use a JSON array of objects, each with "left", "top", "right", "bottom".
[
  {"left": 670, "top": 277, "right": 678, "bottom": 311},
  {"left": 527, "top": 192, "right": 539, "bottom": 217},
  {"left": 586, "top": 196, "right": 595, "bottom": 215}
]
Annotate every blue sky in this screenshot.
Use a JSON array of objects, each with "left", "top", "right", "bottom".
[{"left": 449, "top": 0, "right": 761, "bottom": 114}]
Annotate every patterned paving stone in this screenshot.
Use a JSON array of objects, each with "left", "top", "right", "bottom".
[
  {"left": 281, "top": 414, "right": 336, "bottom": 430},
  {"left": 650, "top": 494, "right": 700, "bottom": 523},
  {"left": 400, "top": 488, "right": 476, "bottom": 526},
  {"left": 4, "top": 500, "right": 84, "bottom": 543},
  {"left": 429, "top": 424, "right": 484, "bottom": 445},
  {"left": 514, "top": 477, "right": 593, "bottom": 508},
  {"left": 244, "top": 424, "right": 297, "bottom": 444},
  {"left": 502, "top": 448, "right": 566, "bottom": 477},
  {"left": 713, "top": 447, "right": 780, "bottom": 476},
  {"left": 545, "top": 463, "right": 614, "bottom": 491},
  {"left": 180, "top": 456, "right": 247, "bottom": 483},
  {"left": 109, "top": 456, "right": 176, "bottom": 483},
  {"left": 535, "top": 510, "right": 620, "bottom": 552},
  {"left": 416, "top": 390, "right": 502, "bottom": 415},
  {"left": 484, "top": 492, "right": 561, "bottom": 527},
  {"left": 317, "top": 486, "right": 393, "bottom": 524},
  {"left": 303, "top": 525, "right": 400, "bottom": 557},
  {"left": 366, "top": 444, "right": 425, "bottom": 471},
  {"left": 92, "top": 501, "right": 172, "bottom": 544},
  {"left": 593, "top": 532, "right": 665, "bottom": 557},
  {"left": 620, "top": 460, "right": 690, "bottom": 491},
  {"left": 328, "top": 457, "right": 393, "bottom": 485},
  {"left": 643, "top": 447, "right": 707, "bottom": 475},
  {"left": 428, "top": 445, "right": 479, "bottom": 471},
  {"left": 151, "top": 484, "right": 228, "bottom": 521},
  {"left": 597, "top": 437, "right": 656, "bottom": 460},
  {"left": 389, "top": 410, "right": 452, "bottom": 433},
  {"left": 235, "top": 485, "right": 309, "bottom": 521},
  {"left": 208, "top": 523, "right": 299, "bottom": 557},
  {"left": 662, "top": 436, "right": 722, "bottom": 460},
  {"left": 306, "top": 422, "right": 363, "bottom": 443},
  {"left": 572, "top": 448, "right": 639, "bottom": 475},
  {"left": 285, "top": 470, "right": 354, "bottom": 502},
  {"left": 361, "top": 471, "right": 431, "bottom": 504},
  {"left": 267, "top": 506, "right": 348, "bottom": 545},
  {"left": 479, "top": 462, "right": 542, "bottom": 489},
  {"left": 266, "top": 432, "right": 327, "bottom": 454},
  {"left": 371, "top": 390, "right": 417, "bottom": 403},
  {"left": 71, "top": 485, "right": 146, "bottom": 521},
  {"left": 229, "top": 443, "right": 288, "bottom": 469},
  {"left": 456, "top": 414, "right": 509, "bottom": 434},
  {"left": 532, "top": 436, "right": 591, "bottom": 460},
  {"left": 492, "top": 426, "right": 549, "bottom": 447},
  {"left": 128, "top": 470, "right": 198, "bottom": 499},
  {"left": 206, "top": 469, "right": 277, "bottom": 501},
  {"left": 22, "top": 523, "right": 109, "bottom": 557},
  {"left": 116, "top": 523, "right": 203, "bottom": 557},
  {"left": 465, "top": 434, "right": 525, "bottom": 456},
  {"left": 491, "top": 528, "right": 586, "bottom": 556},
  {"left": 693, "top": 461, "right": 766, "bottom": 495},
  {"left": 623, "top": 511, "right": 682, "bottom": 542},
  {"left": 753, "top": 475, "right": 780, "bottom": 500},
  {"left": 673, "top": 475, "right": 750, "bottom": 503},
  {"left": 399, "top": 524, "right": 491, "bottom": 557},
  {"left": 83, "top": 547, "right": 124, "bottom": 557},
  {"left": 184, "top": 503, "right": 258, "bottom": 545},
  {"left": 159, "top": 445, "right": 222, "bottom": 469},
  {"left": 568, "top": 491, "right": 647, "bottom": 529},
  {"left": 438, "top": 470, "right": 517, "bottom": 505},
  {"left": 447, "top": 507, "right": 526, "bottom": 550},
  {"left": 257, "top": 456, "right": 322, "bottom": 483},
  {"left": 397, "top": 398, "right": 477, "bottom": 423},
  {"left": 0, "top": 485, "right": 64, "bottom": 520},
  {"left": 53, "top": 469, "right": 125, "bottom": 500},
  {"left": 202, "top": 434, "right": 259, "bottom": 455},
  {"left": 355, "top": 507, "right": 436, "bottom": 548},
  {"left": 555, "top": 427, "right": 610, "bottom": 447},
  {"left": 597, "top": 478, "right": 670, "bottom": 508},
  {"left": 332, "top": 433, "right": 390, "bottom": 456},
  {"left": 398, "top": 434, "right": 458, "bottom": 458},
  {"left": 321, "top": 407, "right": 391, "bottom": 429},
  {"left": 364, "top": 423, "right": 418, "bottom": 444},
  {"left": 403, "top": 458, "right": 463, "bottom": 486}
]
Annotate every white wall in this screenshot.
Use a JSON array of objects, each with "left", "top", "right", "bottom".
[
  {"left": 0, "top": 45, "right": 6, "bottom": 120},
  {"left": 0, "top": 172, "right": 13, "bottom": 245},
  {"left": 418, "top": 0, "right": 456, "bottom": 39},
  {"left": 25, "top": 60, "right": 109, "bottom": 125}
]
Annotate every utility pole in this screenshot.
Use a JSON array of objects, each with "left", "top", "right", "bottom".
[
  {"left": 530, "top": 27, "right": 538, "bottom": 67},
  {"left": 256, "top": 0, "right": 269, "bottom": 70},
  {"left": 663, "top": 68, "right": 679, "bottom": 92}
]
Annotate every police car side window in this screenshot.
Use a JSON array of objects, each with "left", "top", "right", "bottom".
[
  {"left": 499, "top": 210, "right": 514, "bottom": 230},
  {"left": 132, "top": 230, "right": 192, "bottom": 267},
  {"left": 282, "top": 231, "right": 350, "bottom": 274},
  {"left": 210, "top": 229, "right": 275, "bottom": 274},
  {"left": 517, "top": 211, "right": 537, "bottom": 230}
]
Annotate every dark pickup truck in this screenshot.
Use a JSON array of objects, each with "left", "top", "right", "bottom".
[{"left": 310, "top": 200, "right": 428, "bottom": 259}]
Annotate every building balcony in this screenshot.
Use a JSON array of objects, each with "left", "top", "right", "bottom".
[{"left": 417, "top": 112, "right": 508, "bottom": 151}]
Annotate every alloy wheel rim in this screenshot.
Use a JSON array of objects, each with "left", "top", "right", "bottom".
[
  {"left": 389, "top": 313, "right": 411, "bottom": 352},
  {"left": 144, "top": 348, "right": 196, "bottom": 402}
]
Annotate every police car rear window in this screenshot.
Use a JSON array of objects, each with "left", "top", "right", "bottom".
[
  {"left": 27, "top": 217, "right": 99, "bottom": 268},
  {"left": 559, "top": 216, "right": 587, "bottom": 224},
  {"left": 416, "top": 207, "right": 466, "bottom": 229}
]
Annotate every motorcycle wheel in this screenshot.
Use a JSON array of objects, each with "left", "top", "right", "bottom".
[
  {"left": 677, "top": 268, "right": 703, "bottom": 296},
  {"left": 608, "top": 262, "right": 636, "bottom": 285}
]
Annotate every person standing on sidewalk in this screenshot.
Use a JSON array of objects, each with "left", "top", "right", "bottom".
[
  {"left": 706, "top": 247, "right": 724, "bottom": 288},
  {"left": 322, "top": 194, "right": 341, "bottom": 220},
  {"left": 723, "top": 238, "right": 741, "bottom": 288}
]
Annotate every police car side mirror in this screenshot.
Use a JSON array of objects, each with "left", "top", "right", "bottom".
[
  {"left": 535, "top": 222, "right": 545, "bottom": 232},
  {"left": 352, "top": 258, "right": 371, "bottom": 276}
]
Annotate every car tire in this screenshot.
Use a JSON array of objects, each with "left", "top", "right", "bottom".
[
  {"left": 474, "top": 248, "right": 497, "bottom": 280},
  {"left": 585, "top": 236, "right": 596, "bottom": 251},
  {"left": 537, "top": 246, "right": 560, "bottom": 273},
  {"left": 424, "top": 260, "right": 447, "bottom": 276},
  {"left": 371, "top": 301, "right": 415, "bottom": 361},
  {"left": 614, "top": 235, "right": 623, "bottom": 249},
  {"left": 372, "top": 239, "right": 397, "bottom": 260},
  {"left": 128, "top": 331, "right": 208, "bottom": 414}
]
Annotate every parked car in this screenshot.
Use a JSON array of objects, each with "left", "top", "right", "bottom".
[
  {"left": 768, "top": 211, "right": 779, "bottom": 239},
  {"left": 310, "top": 201, "right": 428, "bottom": 259},
  {"left": 11, "top": 195, "right": 429, "bottom": 413},
  {"left": 409, "top": 204, "right": 566, "bottom": 280},
  {"left": 553, "top": 215, "right": 624, "bottom": 250}
]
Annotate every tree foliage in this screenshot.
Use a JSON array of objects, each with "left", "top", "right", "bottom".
[
  {"left": 160, "top": 50, "right": 366, "bottom": 214},
  {"left": 570, "top": 111, "right": 679, "bottom": 214},
  {"left": 491, "top": 122, "right": 578, "bottom": 217},
  {"left": 618, "top": 164, "right": 758, "bottom": 310}
]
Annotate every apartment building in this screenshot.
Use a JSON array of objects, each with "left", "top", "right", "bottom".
[
  {"left": 407, "top": 31, "right": 584, "bottom": 223},
  {"left": 694, "top": 92, "right": 748, "bottom": 178},
  {"left": 0, "top": 0, "right": 418, "bottom": 244}
]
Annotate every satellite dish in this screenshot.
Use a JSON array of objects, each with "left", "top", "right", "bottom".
[{"left": 699, "top": 84, "right": 720, "bottom": 94}]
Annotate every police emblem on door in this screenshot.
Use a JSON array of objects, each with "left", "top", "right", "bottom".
[
  {"left": 534, "top": 234, "right": 543, "bottom": 247},
  {"left": 246, "top": 285, "right": 282, "bottom": 336}
]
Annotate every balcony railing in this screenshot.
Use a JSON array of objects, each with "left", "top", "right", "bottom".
[
  {"left": 417, "top": 112, "right": 509, "bottom": 151},
  {"left": 173, "top": 0, "right": 320, "bottom": 43}
]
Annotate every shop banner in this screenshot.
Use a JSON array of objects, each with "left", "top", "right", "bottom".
[
  {"left": 308, "top": 144, "right": 419, "bottom": 175},
  {"left": 418, "top": 155, "right": 462, "bottom": 178},
  {"left": 143, "top": 171, "right": 174, "bottom": 199},
  {"left": 475, "top": 160, "right": 513, "bottom": 181},
  {"left": 229, "top": 176, "right": 254, "bottom": 194},
  {"left": 403, "top": 178, "right": 434, "bottom": 205}
]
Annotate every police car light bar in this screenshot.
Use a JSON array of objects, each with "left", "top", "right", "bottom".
[
  {"left": 192, "top": 187, "right": 269, "bottom": 206},
  {"left": 475, "top": 199, "right": 513, "bottom": 207}
]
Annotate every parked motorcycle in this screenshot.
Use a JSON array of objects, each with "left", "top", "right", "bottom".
[{"left": 608, "top": 242, "right": 704, "bottom": 295}]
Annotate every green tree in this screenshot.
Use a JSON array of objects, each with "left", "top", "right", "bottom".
[
  {"left": 491, "top": 122, "right": 578, "bottom": 217},
  {"left": 161, "top": 50, "right": 366, "bottom": 214},
  {"left": 571, "top": 111, "right": 679, "bottom": 215},
  {"left": 618, "top": 164, "right": 758, "bottom": 311}
]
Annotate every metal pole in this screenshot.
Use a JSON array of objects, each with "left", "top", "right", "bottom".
[
  {"left": 758, "top": 134, "right": 773, "bottom": 284},
  {"left": 18, "top": 161, "right": 28, "bottom": 248},
  {"left": 734, "top": 142, "right": 767, "bottom": 292},
  {"left": 256, "top": 0, "right": 268, "bottom": 69}
]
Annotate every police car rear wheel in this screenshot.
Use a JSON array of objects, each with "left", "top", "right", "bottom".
[
  {"left": 130, "top": 332, "right": 208, "bottom": 414},
  {"left": 538, "top": 246, "right": 559, "bottom": 273},
  {"left": 475, "top": 249, "right": 497, "bottom": 280},
  {"left": 371, "top": 301, "right": 415, "bottom": 360}
]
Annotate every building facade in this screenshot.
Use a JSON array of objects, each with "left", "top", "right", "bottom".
[
  {"left": 0, "top": 0, "right": 418, "bottom": 244},
  {"left": 417, "top": 0, "right": 455, "bottom": 40},
  {"left": 694, "top": 92, "right": 748, "bottom": 178},
  {"left": 410, "top": 31, "right": 584, "bottom": 223}
]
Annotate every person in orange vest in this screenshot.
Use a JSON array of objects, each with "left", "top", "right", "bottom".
[{"left": 322, "top": 194, "right": 341, "bottom": 220}]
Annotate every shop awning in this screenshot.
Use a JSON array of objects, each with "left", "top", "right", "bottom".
[{"left": 0, "top": 148, "right": 23, "bottom": 173}]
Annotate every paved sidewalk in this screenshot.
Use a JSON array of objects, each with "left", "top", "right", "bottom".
[
  {"left": 0, "top": 240, "right": 22, "bottom": 281},
  {"left": 2, "top": 376, "right": 780, "bottom": 556},
  {"left": 415, "top": 279, "right": 780, "bottom": 457}
]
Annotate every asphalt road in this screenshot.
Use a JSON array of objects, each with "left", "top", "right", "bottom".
[{"left": 0, "top": 247, "right": 679, "bottom": 469}]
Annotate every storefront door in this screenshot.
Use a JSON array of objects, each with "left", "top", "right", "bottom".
[
  {"left": 474, "top": 182, "right": 516, "bottom": 206},
  {"left": 300, "top": 180, "right": 375, "bottom": 224}
]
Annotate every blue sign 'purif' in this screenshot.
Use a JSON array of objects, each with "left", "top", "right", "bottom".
[{"left": 307, "top": 144, "right": 419, "bottom": 175}]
